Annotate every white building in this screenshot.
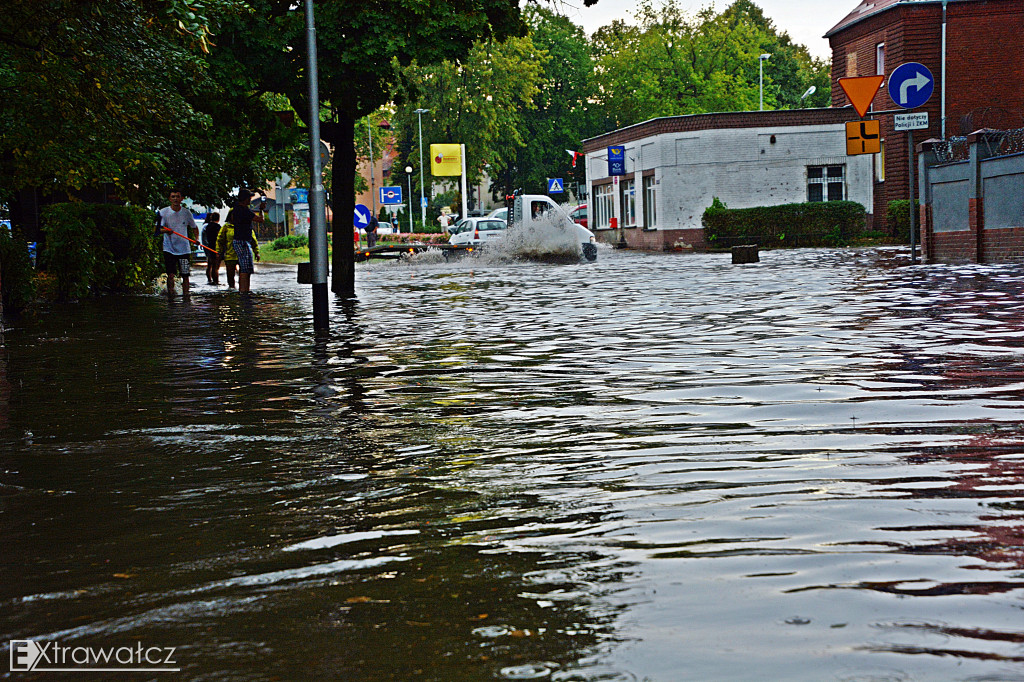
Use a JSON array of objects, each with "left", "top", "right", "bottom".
[{"left": 582, "top": 109, "right": 875, "bottom": 250}]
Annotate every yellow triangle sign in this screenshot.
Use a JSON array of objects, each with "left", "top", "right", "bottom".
[{"left": 839, "top": 75, "right": 884, "bottom": 117}]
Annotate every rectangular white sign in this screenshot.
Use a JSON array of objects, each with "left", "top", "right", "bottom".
[{"left": 894, "top": 112, "right": 929, "bottom": 131}]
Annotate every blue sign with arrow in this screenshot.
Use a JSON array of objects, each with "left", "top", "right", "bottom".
[
  {"left": 379, "top": 186, "right": 403, "bottom": 205},
  {"left": 354, "top": 203, "right": 372, "bottom": 228},
  {"left": 888, "top": 62, "right": 934, "bottom": 109},
  {"left": 547, "top": 178, "right": 564, "bottom": 194}
]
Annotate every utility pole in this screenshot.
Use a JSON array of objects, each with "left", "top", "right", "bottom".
[
  {"left": 305, "top": 0, "right": 329, "bottom": 332},
  {"left": 414, "top": 108, "right": 430, "bottom": 228}
]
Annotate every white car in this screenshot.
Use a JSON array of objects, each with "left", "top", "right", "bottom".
[
  {"left": 486, "top": 207, "right": 508, "bottom": 222},
  {"left": 448, "top": 217, "right": 508, "bottom": 247}
]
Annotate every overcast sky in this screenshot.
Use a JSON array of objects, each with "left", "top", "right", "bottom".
[{"left": 559, "top": 0, "right": 856, "bottom": 59}]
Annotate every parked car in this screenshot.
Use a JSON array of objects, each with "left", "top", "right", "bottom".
[
  {"left": 569, "top": 203, "right": 588, "bottom": 229},
  {"left": 486, "top": 207, "right": 508, "bottom": 222},
  {"left": 448, "top": 217, "right": 508, "bottom": 247}
]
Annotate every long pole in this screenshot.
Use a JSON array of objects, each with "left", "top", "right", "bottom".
[
  {"left": 368, "top": 123, "right": 376, "bottom": 214},
  {"left": 759, "top": 59, "right": 764, "bottom": 111},
  {"left": 909, "top": 130, "right": 917, "bottom": 264},
  {"left": 305, "top": 0, "right": 329, "bottom": 332},
  {"left": 417, "top": 110, "right": 426, "bottom": 228},
  {"left": 407, "top": 173, "right": 413, "bottom": 233}
]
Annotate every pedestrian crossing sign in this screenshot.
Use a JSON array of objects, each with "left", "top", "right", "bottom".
[{"left": 547, "top": 178, "right": 564, "bottom": 194}]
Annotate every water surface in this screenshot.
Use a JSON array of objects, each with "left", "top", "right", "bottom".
[{"left": 3, "top": 248, "right": 1024, "bottom": 680}]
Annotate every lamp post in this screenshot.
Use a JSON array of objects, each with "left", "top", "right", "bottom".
[
  {"left": 405, "top": 165, "right": 414, "bottom": 234},
  {"left": 304, "top": 0, "right": 328, "bottom": 332},
  {"left": 800, "top": 85, "right": 817, "bottom": 108},
  {"left": 414, "top": 108, "right": 429, "bottom": 228},
  {"left": 759, "top": 53, "right": 771, "bottom": 111}
]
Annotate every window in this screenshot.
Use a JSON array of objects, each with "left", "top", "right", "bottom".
[
  {"left": 622, "top": 179, "right": 637, "bottom": 227},
  {"left": 643, "top": 176, "right": 658, "bottom": 228},
  {"left": 807, "top": 165, "right": 846, "bottom": 202},
  {"left": 876, "top": 43, "right": 885, "bottom": 75},
  {"left": 594, "top": 184, "right": 614, "bottom": 229}
]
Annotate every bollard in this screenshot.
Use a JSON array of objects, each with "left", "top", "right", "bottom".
[
  {"left": 297, "top": 262, "right": 312, "bottom": 284},
  {"left": 732, "top": 245, "right": 759, "bottom": 264}
]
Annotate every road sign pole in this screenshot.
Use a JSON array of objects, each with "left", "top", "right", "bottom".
[{"left": 909, "top": 130, "right": 917, "bottom": 264}]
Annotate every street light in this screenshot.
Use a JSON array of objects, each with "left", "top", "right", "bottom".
[
  {"left": 414, "top": 108, "right": 430, "bottom": 228},
  {"left": 405, "top": 165, "right": 414, "bottom": 234},
  {"left": 800, "top": 85, "right": 817, "bottom": 108},
  {"left": 759, "top": 53, "right": 771, "bottom": 111}
]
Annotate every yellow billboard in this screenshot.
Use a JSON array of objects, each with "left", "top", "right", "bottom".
[{"left": 430, "top": 144, "right": 462, "bottom": 176}]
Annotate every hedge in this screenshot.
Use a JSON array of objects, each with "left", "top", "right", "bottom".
[
  {"left": 886, "top": 199, "right": 918, "bottom": 243},
  {"left": 702, "top": 199, "right": 868, "bottom": 248},
  {"left": 40, "top": 203, "right": 161, "bottom": 300},
  {"left": 0, "top": 227, "right": 36, "bottom": 316}
]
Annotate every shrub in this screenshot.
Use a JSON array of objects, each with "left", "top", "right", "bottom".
[
  {"left": 701, "top": 200, "right": 867, "bottom": 249},
  {"left": 271, "top": 234, "right": 308, "bottom": 250},
  {"left": 40, "top": 203, "right": 161, "bottom": 300},
  {"left": 886, "top": 200, "right": 919, "bottom": 243},
  {"left": 0, "top": 228, "right": 37, "bottom": 316}
]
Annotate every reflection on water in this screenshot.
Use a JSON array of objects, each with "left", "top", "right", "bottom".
[{"left": 3, "top": 250, "right": 1024, "bottom": 680}]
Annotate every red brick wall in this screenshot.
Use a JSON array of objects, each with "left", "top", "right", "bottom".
[{"left": 982, "top": 228, "right": 1024, "bottom": 262}]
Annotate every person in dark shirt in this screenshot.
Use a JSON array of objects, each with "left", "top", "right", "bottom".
[
  {"left": 202, "top": 212, "right": 221, "bottom": 285},
  {"left": 366, "top": 214, "right": 379, "bottom": 248},
  {"left": 225, "top": 190, "right": 263, "bottom": 294}
]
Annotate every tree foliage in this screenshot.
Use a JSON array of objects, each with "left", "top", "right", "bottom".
[
  {"left": 0, "top": 0, "right": 296, "bottom": 207},
  {"left": 593, "top": 0, "right": 830, "bottom": 129}
]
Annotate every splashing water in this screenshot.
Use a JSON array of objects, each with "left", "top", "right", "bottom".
[{"left": 489, "top": 212, "right": 583, "bottom": 263}]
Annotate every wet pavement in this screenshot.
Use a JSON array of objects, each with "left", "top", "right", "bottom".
[{"left": 2, "top": 247, "right": 1024, "bottom": 680}]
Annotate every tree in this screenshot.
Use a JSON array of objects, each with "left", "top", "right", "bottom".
[
  {"left": 511, "top": 7, "right": 601, "bottom": 197},
  {"left": 0, "top": 0, "right": 295, "bottom": 224},
  {"left": 592, "top": 0, "right": 829, "bottom": 129},
  {"left": 218, "top": 0, "right": 528, "bottom": 297},
  {"left": 395, "top": 34, "right": 546, "bottom": 203}
]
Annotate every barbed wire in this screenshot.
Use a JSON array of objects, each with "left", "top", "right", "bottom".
[
  {"left": 932, "top": 127, "right": 1024, "bottom": 164},
  {"left": 934, "top": 136, "right": 969, "bottom": 164}
]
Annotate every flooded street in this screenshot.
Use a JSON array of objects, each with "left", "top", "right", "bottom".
[{"left": 3, "top": 247, "right": 1024, "bottom": 681}]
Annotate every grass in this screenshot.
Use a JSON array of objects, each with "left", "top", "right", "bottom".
[{"left": 259, "top": 234, "right": 448, "bottom": 264}]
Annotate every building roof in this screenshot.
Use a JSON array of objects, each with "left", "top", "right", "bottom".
[
  {"left": 581, "top": 108, "right": 862, "bottom": 152},
  {"left": 825, "top": 0, "right": 975, "bottom": 37}
]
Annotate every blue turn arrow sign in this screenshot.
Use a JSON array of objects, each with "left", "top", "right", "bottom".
[
  {"left": 888, "top": 62, "right": 934, "bottom": 109},
  {"left": 353, "top": 203, "right": 371, "bottom": 228}
]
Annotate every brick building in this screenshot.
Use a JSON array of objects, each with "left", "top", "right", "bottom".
[{"left": 826, "top": 0, "right": 1024, "bottom": 233}]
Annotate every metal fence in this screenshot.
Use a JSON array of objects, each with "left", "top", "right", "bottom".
[{"left": 934, "top": 127, "right": 1024, "bottom": 164}]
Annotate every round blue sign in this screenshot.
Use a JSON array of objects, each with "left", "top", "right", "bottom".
[
  {"left": 353, "top": 203, "right": 372, "bottom": 228},
  {"left": 888, "top": 62, "right": 934, "bottom": 109}
]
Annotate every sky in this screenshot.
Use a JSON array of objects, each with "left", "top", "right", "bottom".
[{"left": 558, "top": 0, "right": 856, "bottom": 59}]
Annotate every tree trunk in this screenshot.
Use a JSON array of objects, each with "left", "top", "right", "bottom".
[{"left": 321, "top": 113, "right": 356, "bottom": 298}]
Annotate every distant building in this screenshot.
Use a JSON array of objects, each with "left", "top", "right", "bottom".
[
  {"left": 581, "top": 109, "right": 871, "bottom": 250},
  {"left": 826, "top": 0, "right": 1024, "bottom": 236}
]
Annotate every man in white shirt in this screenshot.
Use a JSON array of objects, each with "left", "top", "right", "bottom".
[{"left": 156, "top": 189, "right": 198, "bottom": 298}]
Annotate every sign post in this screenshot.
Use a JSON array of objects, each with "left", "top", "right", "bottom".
[{"left": 889, "top": 63, "right": 935, "bottom": 265}]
